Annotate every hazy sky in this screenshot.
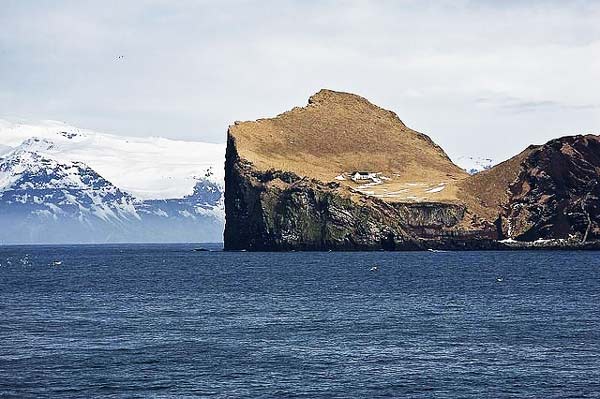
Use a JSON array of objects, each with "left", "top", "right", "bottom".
[{"left": 1, "top": 0, "right": 599, "bottom": 161}]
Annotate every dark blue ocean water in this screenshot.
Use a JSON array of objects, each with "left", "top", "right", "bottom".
[{"left": 1, "top": 245, "right": 600, "bottom": 398}]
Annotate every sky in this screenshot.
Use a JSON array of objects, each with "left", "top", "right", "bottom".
[{"left": 1, "top": 0, "right": 599, "bottom": 162}]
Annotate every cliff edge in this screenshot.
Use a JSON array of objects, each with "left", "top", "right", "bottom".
[
  {"left": 224, "top": 90, "right": 600, "bottom": 251},
  {"left": 224, "top": 90, "right": 497, "bottom": 250}
]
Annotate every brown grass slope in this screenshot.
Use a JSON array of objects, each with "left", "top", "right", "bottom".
[
  {"left": 228, "top": 89, "right": 468, "bottom": 203},
  {"left": 458, "top": 146, "right": 538, "bottom": 220}
]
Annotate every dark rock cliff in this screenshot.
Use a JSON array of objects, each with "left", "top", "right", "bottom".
[
  {"left": 224, "top": 131, "right": 497, "bottom": 251},
  {"left": 224, "top": 90, "right": 600, "bottom": 251},
  {"left": 502, "top": 135, "right": 600, "bottom": 242}
]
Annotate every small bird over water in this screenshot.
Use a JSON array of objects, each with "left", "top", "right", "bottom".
[
  {"left": 496, "top": 277, "right": 504, "bottom": 282},
  {"left": 370, "top": 265, "right": 379, "bottom": 272}
]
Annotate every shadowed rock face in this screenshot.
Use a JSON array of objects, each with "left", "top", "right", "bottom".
[
  {"left": 502, "top": 135, "right": 600, "bottom": 241},
  {"left": 223, "top": 141, "right": 497, "bottom": 251},
  {"left": 224, "top": 90, "right": 497, "bottom": 251},
  {"left": 224, "top": 89, "right": 600, "bottom": 251}
]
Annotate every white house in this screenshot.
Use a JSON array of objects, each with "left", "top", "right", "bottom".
[{"left": 351, "top": 171, "right": 378, "bottom": 181}]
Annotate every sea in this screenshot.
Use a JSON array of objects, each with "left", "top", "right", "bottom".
[{"left": 1, "top": 244, "right": 599, "bottom": 398}]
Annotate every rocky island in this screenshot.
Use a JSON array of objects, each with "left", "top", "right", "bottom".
[{"left": 224, "top": 89, "right": 600, "bottom": 251}]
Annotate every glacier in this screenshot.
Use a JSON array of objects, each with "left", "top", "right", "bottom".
[{"left": 0, "top": 119, "right": 225, "bottom": 244}]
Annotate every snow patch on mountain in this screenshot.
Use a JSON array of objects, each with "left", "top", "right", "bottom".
[
  {"left": 453, "top": 156, "right": 496, "bottom": 175},
  {"left": 0, "top": 149, "right": 139, "bottom": 223},
  {"left": 0, "top": 119, "right": 225, "bottom": 200},
  {"left": 0, "top": 118, "right": 226, "bottom": 244}
]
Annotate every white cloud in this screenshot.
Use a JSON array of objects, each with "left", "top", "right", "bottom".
[{"left": 0, "top": 0, "right": 599, "bottom": 162}]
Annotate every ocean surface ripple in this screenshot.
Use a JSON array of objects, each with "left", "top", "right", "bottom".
[{"left": 1, "top": 244, "right": 599, "bottom": 398}]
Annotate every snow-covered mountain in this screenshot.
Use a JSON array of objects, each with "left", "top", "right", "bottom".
[
  {"left": 453, "top": 156, "right": 496, "bottom": 175},
  {"left": 0, "top": 119, "right": 225, "bottom": 244}
]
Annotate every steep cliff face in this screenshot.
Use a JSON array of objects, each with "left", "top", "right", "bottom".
[
  {"left": 224, "top": 89, "right": 600, "bottom": 250},
  {"left": 223, "top": 150, "right": 496, "bottom": 251},
  {"left": 224, "top": 90, "right": 496, "bottom": 251}
]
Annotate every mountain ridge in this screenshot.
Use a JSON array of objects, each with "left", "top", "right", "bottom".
[
  {"left": 0, "top": 120, "right": 225, "bottom": 244},
  {"left": 0, "top": 119, "right": 225, "bottom": 199},
  {"left": 228, "top": 89, "right": 467, "bottom": 205}
]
